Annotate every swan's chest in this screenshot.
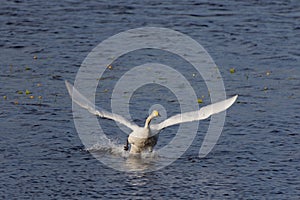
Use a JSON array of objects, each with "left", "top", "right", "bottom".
[
  {"left": 128, "top": 127, "right": 159, "bottom": 153},
  {"left": 129, "top": 127, "right": 150, "bottom": 138}
]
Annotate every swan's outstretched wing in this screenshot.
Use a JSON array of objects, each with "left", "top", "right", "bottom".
[
  {"left": 65, "top": 80, "right": 139, "bottom": 131},
  {"left": 152, "top": 95, "right": 238, "bottom": 130}
]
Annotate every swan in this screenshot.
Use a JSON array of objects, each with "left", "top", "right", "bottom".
[{"left": 65, "top": 81, "right": 238, "bottom": 154}]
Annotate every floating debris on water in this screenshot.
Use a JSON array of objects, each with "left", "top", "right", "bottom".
[
  {"left": 29, "top": 95, "right": 34, "bottom": 99},
  {"left": 197, "top": 98, "right": 203, "bottom": 104},
  {"left": 33, "top": 55, "right": 38, "bottom": 59},
  {"left": 230, "top": 68, "right": 235, "bottom": 74},
  {"left": 107, "top": 65, "right": 113, "bottom": 70},
  {"left": 266, "top": 71, "right": 271, "bottom": 76},
  {"left": 25, "top": 89, "right": 31, "bottom": 95},
  {"left": 17, "top": 90, "right": 23, "bottom": 94},
  {"left": 3, "top": 96, "right": 7, "bottom": 100}
]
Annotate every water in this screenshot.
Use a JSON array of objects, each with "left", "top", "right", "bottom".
[{"left": 1, "top": 0, "right": 299, "bottom": 199}]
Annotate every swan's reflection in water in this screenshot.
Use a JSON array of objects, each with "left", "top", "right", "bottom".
[{"left": 124, "top": 153, "right": 159, "bottom": 172}]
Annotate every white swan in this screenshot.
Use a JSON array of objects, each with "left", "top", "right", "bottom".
[{"left": 65, "top": 81, "right": 238, "bottom": 154}]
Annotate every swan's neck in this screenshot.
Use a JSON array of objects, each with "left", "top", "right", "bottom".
[{"left": 144, "top": 115, "right": 154, "bottom": 128}]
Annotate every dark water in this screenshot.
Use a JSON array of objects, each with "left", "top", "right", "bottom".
[{"left": 1, "top": 0, "right": 299, "bottom": 199}]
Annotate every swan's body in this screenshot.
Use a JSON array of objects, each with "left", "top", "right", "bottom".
[
  {"left": 127, "top": 110, "right": 160, "bottom": 153},
  {"left": 65, "top": 81, "right": 238, "bottom": 154}
]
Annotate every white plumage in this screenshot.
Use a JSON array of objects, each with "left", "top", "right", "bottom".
[{"left": 65, "top": 81, "right": 238, "bottom": 154}]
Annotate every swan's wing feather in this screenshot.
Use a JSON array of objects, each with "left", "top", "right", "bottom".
[
  {"left": 153, "top": 95, "right": 238, "bottom": 130},
  {"left": 65, "top": 81, "right": 139, "bottom": 130}
]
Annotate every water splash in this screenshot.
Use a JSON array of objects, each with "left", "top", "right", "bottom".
[{"left": 86, "top": 139, "right": 127, "bottom": 158}]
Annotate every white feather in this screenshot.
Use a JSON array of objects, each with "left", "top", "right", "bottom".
[{"left": 65, "top": 80, "right": 238, "bottom": 154}]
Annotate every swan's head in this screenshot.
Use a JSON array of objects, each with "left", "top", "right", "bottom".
[
  {"left": 151, "top": 110, "right": 160, "bottom": 118},
  {"left": 145, "top": 110, "right": 160, "bottom": 128}
]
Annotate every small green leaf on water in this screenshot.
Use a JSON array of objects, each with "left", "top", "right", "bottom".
[
  {"left": 230, "top": 68, "right": 235, "bottom": 74},
  {"left": 17, "top": 90, "right": 23, "bottom": 94},
  {"left": 25, "top": 89, "right": 31, "bottom": 95},
  {"left": 3, "top": 96, "right": 7, "bottom": 100},
  {"left": 25, "top": 67, "right": 31, "bottom": 71},
  {"left": 197, "top": 98, "right": 203, "bottom": 104}
]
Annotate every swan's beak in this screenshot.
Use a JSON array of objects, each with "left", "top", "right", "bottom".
[{"left": 152, "top": 110, "right": 160, "bottom": 117}]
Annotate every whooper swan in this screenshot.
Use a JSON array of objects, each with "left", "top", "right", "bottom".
[{"left": 65, "top": 81, "right": 238, "bottom": 154}]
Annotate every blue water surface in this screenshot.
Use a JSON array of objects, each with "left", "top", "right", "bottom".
[{"left": 0, "top": 0, "right": 299, "bottom": 199}]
